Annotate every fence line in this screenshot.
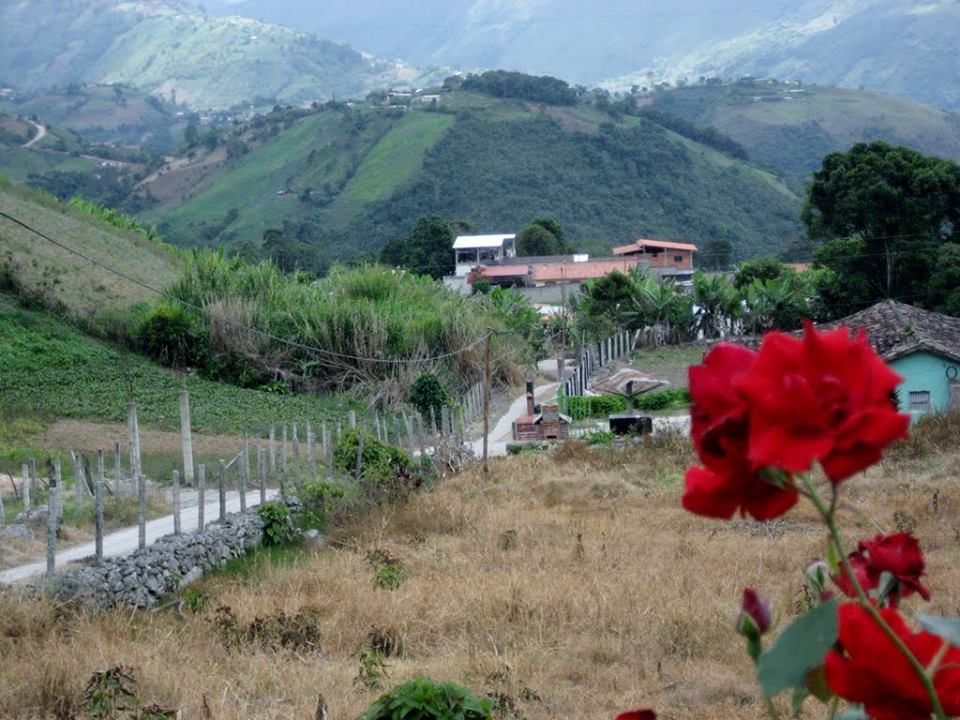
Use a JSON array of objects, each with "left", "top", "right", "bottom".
[{"left": 561, "top": 329, "right": 637, "bottom": 400}]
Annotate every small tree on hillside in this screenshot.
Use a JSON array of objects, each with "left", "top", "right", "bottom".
[{"left": 380, "top": 216, "right": 456, "bottom": 279}]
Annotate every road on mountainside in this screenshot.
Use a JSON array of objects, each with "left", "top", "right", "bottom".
[{"left": 22, "top": 120, "right": 46, "bottom": 148}]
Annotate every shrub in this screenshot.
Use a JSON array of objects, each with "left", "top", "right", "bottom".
[
  {"left": 299, "top": 480, "right": 347, "bottom": 531},
  {"left": 257, "top": 501, "right": 296, "bottom": 546},
  {"left": 136, "top": 302, "right": 208, "bottom": 369},
  {"left": 333, "top": 429, "right": 413, "bottom": 488},
  {"left": 633, "top": 388, "right": 691, "bottom": 412},
  {"left": 562, "top": 395, "right": 627, "bottom": 420},
  {"left": 358, "top": 677, "right": 494, "bottom": 720},
  {"left": 408, "top": 373, "right": 451, "bottom": 421}
]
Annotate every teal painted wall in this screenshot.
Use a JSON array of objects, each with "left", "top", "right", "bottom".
[{"left": 890, "top": 351, "right": 959, "bottom": 421}]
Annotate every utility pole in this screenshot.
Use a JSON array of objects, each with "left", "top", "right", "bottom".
[{"left": 483, "top": 331, "right": 492, "bottom": 474}]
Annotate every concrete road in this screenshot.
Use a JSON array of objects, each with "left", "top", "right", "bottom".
[
  {"left": 469, "top": 382, "right": 557, "bottom": 458},
  {"left": 0, "top": 489, "right": 277, "bottom": 585},
  {"left": 23, "top": 121, "right": 47, "bottom": 148}
]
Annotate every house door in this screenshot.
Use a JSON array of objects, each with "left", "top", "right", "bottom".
[{"left": 951, "top": 380, "right": 960, "bottom": 411}]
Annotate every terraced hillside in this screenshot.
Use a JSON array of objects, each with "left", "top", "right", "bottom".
[
  {"left": 145, "top": 93, "right": 804, "bottom": 261},
  {"left": 649, "top": 81, "right": 960, "bottom": 178}
]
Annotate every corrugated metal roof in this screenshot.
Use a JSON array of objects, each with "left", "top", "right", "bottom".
[
  {"left": 453, "top": 234, "right": 516, "bottom": 250},
  {"left": 613, "top": 239, "right": 699, "bottom": 255},
  {"left": 532, "top": 258, "right": 641, "bottom": 282}
]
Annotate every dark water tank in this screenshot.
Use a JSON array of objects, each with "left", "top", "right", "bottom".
[{"left": 608, "top": 413, "right": 653, "bottom": 436}]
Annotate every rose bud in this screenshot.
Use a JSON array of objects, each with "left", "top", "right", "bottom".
[
  {"left": 615, "top": 711, "right": 656, "bottom": 720},
  {"left": 739, "top": 587, "right": 772, "bottom": 636}
]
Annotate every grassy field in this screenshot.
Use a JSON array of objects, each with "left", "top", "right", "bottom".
[
  {"left": 0, "top": 420, "right": 956, "bottom": 719},
  {"left": 0, "top": 295, "right": 359, "bottom": 438},
  {"left": 0, "top": 183, "right": 178, "bottom": 322}
]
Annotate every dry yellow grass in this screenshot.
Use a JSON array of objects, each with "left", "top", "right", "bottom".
[{"left": 1, "top": 433, "right": 958, "bottom": 720}]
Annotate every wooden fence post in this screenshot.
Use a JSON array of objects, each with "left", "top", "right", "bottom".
[
  {"left": 113, "top": 442, "right": 122, "bottom": 496},
  {"left": 258, "top": 448, "right": 267, "bottom": 505},
  {"left": 218, "top": 459, "right": 227, "bottom": 524},
  {"left": 197, "top": 464, "right": 206, "bottom": 532},
  {"left": 180, "top": 390, "right": 195, "bottom": 487},
  {"left": 137, "top": 470, "right": 146, "bottom": 550},
  {"left": 21, "top": 462, "right": 30, "bottom": 511},
  {"left": 95, "top": 451, "right": 104, "bottom": 564},
  {"left": 47, "top": 457, "right": 60, "bottom": 575},
  {"left": 269, "top": 426, "right": 277, "bottom": 477},
  {"left": 172, "top": 469, "right": 181, "bottom": 536}
]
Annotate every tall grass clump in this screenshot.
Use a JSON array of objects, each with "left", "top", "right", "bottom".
[{"left": 152, "top": 251, "right": 542, "bottom": 403}]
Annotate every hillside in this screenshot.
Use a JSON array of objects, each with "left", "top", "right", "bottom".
[
  {"left": 203, "top": 0, "right": 960, "bottom": 112},
  {"left": 144, "top": 93, "right": 803, "bottom": 260},
  {"left": 648, "top": 81, "right": 960, "bottom": 179},
  {"left": 0, "top": 182, "right": 178, "bottom": 323},
  {"left": 0, "top": 0, "right": 423, "bottom": 111}
]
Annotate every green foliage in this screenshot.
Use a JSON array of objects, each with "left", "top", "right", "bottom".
[
  {"left": 380, "top": 216, "right": 455, "bottom": 279},
  {"left": 299, "top": 480, "right": 347, "bottom": 532},
  {"left": 356, "top": 645, "right": 390, "bottom": 690},
  {"left": 408, "top": 373, "right": 451, "bottom": 421},
  {"left": 135, "top": 303, "right": 208, "bottom": 369},
  {"left": 516, "top": 219, "right": 571, "bottom": 256},
  {"left": 803, "top": 141, "right": 960, "bottom": 312},
  {"left": 562, "top": 395, "right": 627, "bottom": 421},
  {"left": 632, "top": 388, "right": 691, "bottom": 412},
  {"left": 180, "top": 587, "right": 209, "bottom": 614},
  {"left": 584, "top": 430, "right": 615, "bottom": 446},
  {"left": 733, "top": 257, "right": 790, "bottom": 289},
  {"left": 757, "top": 598, "right": 838, "bottom": 698},
  {"left": 82, "top": 666, "right": 176, "bottom": 720},
  {"left": 741, "top": 275, "right": 811, "bottom": 334},
  {"left": 637, "top": 108, "right": 750, "bottom": 160},
  {"left": 358, "top": 677, "right": 494, "bottom": 720},
  {"left": 257, "top": 501, "right": 297, "bottom": 547},
  {"left": 692, "top": 271, "right": 740, "bottom": 338},
  {"left": 373, "top": 563, "right": 408, "bottom": 591},
  {"left": 461, "top": 70, "right": 578, "bottom": 106},
  {"left": 334, "top": 429, "right": 413, "bottom": 488},
  {"left": 68, "top": 197, "right": 161, "bottom": 242}
]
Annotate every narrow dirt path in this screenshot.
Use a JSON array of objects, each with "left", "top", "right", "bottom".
[{"left": 22, "top": 120, "right": 46, "bottom": 148}]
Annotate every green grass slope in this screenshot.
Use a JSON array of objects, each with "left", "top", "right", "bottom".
[
  {"left": 0, "top": 293, "right": 350, "bottom": 434},
  {"left": 147, "top": 96, "right": 802, "bottom": 260},
  {"left": 650, "top": 82, "right": 960, "bottom": 178},
  {"left": 0, "top": 182, "right": 178, "bottom": 322}
]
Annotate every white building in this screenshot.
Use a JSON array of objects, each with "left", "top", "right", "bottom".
[{"left": 452, "top": 234, "right": 516, "bottom": 277}]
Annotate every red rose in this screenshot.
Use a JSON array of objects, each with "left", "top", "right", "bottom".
[
  {"left": 736, "top": 322, "right": 909, "bottom": 483},
  {"left": 614, "top": 711, "right": 656, "bottom": 720},
  {"left": 836, "top": 532, "right": 931, "bottom": 607},
  {"left": 683, "top": 344, "right": 798, "bottom": 521},
  {"left": 739, "top": 587, "right": 772, "bottom": 636},
  {"left": 825, "top": 603, "right": 960, "bottom": 720}
]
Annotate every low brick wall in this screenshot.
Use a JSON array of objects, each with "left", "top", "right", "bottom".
[{"left": 43, "top": 510, "right": 264, "bottom": 610}]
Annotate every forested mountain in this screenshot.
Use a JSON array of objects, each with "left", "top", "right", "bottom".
[
  {"left": 0, "top": 0, "right": 422, "bottom": 110},
  {"left": 203, "top": 0, "right": 960, "bottom": 112},
  {"left": 139, "top": 89, "right": 803, "bottom": 262}
]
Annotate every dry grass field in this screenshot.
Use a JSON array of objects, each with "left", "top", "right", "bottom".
[{"left": 1, "top": 422, "right": 958, "bottom": 720}]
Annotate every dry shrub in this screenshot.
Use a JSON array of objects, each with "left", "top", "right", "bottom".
[{"left": 885, "top": 411, "right": 960, "bottom": 462}]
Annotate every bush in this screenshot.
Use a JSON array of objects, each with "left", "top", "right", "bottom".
[
  {"left": 257, "top": 501, "right": 296, "bottom": 546},
  {"left": 299, "top": 480, "right": 347, "bottom": 531},
  {"left": 358, "top": 677, "right": 493, "bottom": 720},
  {"left": 333, "top": 429, "right": 414, "bottom": 489},
  {"left": 408, "top": 373, "right": 451, "bottom": 421},
  {"left": 136, "top": 302, "right": 208, "bottom": 369},
  {"left": 562, "top": 395, "right": 627, "bottom": 420},
  {"left": 633, "top": 388, "right": 691, "bottom": 412}
]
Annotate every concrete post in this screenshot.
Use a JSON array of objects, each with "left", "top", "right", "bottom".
[
  {"left": 47, "top": 458, "right": 60, "bottom": 575},
  {"left": 292, "top": 422, "right": 300, "bottom": 461},
  {"left": 218, "top": 459, "right": 226, "bottom": 524},
  {"left": 197, "top": 464, "right": 206, "bottom": 532},
  {"left": 306, "top": 420, "right": 317, "bottom": 477},
  {"left": 95, "top": 450, "right": 105, "bottom": 564},
  {"left": 179, "top": 390, "right": 195, "bottom": 487},
  {"left": 137, "top": 470, "right": 146, "bottom": 550},
  {"left": 73, "top": 452, "right": 85, "bottom": 511},
  {"left": 258, "top": 448, "right": 267, "bottom": 505},
  {"left": 269, "top": 426, "right": 276, "bottom": 477},
  {"left": 280, "top": 426, "right": 288, "bottom": 471},
  {"left": 238, "top": 450, "right": 247, "bottom": 513},
  {"left": 21, "top": 463, "right": 30, "bottom": 512},
  {"left": 127, "top": 402, "right": 142, "bottom": 488},
  {"left": 114, "top": 442, "right": 123, "bottom": 496},
  {"left": 0, "top": 487, "right": 5, "bottom": 526},
  {"left": 172, "top": 469, "right": 181, "bottom": 536},
  {"left": 348, "top": 410, "right": 357, "bottom": 429}
]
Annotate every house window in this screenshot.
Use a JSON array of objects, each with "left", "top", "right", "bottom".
[
  {"left": 909, "top": 391, "right": 932, "bottom": 412},
  {"left": 674, "top": 255, "right": 684, "bottom": 263}
]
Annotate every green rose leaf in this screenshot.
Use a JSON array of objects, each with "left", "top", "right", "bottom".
[
  {"left": 917, "top": 614, "right": 960, "bottom": 646},
  {"left": 757, "top": 598, "right": 839, "bottom": 698}
]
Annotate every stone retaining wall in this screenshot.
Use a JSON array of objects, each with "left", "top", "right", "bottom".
[{"left": 44, "top": 510, "right": 264, "bottom": 610}]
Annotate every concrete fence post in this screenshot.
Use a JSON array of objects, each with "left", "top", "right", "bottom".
[
  {"left": 137, "top": 470, "right": 146, "bottom": 550},
  {"left": 348, "top": 410, "right": 357, "bottom": 429},
  {"left": 280, "top": 426, "right": 288, "bottom": 471},
  {"left": 72, "top": 452, "right": 85, "bottom": 511},
  {"left": 306, "top": 420, "right": 317, "bottom": 477},
  {"left": 218, "top": 459, "right": 227, "bottom": 524},
  {"left": 416, "top": 415, "right": 427, "bottom": 457},
  {"left": 113, "top": 442, "right": 123, "bottom": 496},
  {"left": 127, "top": 402, "right": 142, "bottom": 488},
  {"left": 96, "top": 450, "right": 105, "bottom": 564},
  {"left": 179, "top": 390, "right": 195, "bottom": 487},
  {"left": 292, "top": 422, "right": 300, "bottom": 461},
  {"left": 21, "top": 462, "right": 30, "bottom": 512},
  {"left": 172, "top": 469, "right": 181, "bottom": 536},
  {"left": 269, "top": 426, "right": 277, "bottom": 477},
  {"left": 354, "top": 431, "right": 365, "bottom": 481},
  {"left": 238, "top": 451, "right": 247, "bottom": 513},
  {"left": 0, "top": 488, "right": 5, "bottom": 526},
  {"left": 258, "top": 448, "right": 267, "bottom": 505},
  {"left": 196, "top": 464, "right": 206, "bottom": 532},
  {"left": 47, "top": 457, "right": 61, "bottom": 575}
]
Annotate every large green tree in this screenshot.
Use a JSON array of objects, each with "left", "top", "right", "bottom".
[
  {"left": 517, "top": 217, "right": 572, "bottom": 256},
  {"left": 803, "top": 142, "right": 960, "bottom": 314},
  {"left": 380, "top": 216, "right": 461, "bottom": 279}
]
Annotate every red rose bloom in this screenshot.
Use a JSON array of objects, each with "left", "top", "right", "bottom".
[
  {"left": 825, "top": 603, "right": 960, "bottom": 720},
  {"left": 614, "top": 711, "right": 656, "bottom": 720},
  {"left": 836, "top": 532, "right": 931, "bottom": 607},
  {"left": 739, "top": 587, "right": 773, "bottom": 635},
  {"left": 682, "top": 343, "right": 798, "bottom": 521},
  {"left": 735, "top": 322, "right": 909, "bottom": 483}
]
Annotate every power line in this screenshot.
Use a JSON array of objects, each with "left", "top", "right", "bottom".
[{"left": 0, "top": 210, "right": 493, "bottom": 366}]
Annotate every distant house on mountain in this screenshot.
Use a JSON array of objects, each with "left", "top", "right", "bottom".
[
  {"left": 613, "top": 238, "right": 698, "bottom": 283},
  {"left": 826, "top": 300, "right": 960, "bottom": 420}
]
